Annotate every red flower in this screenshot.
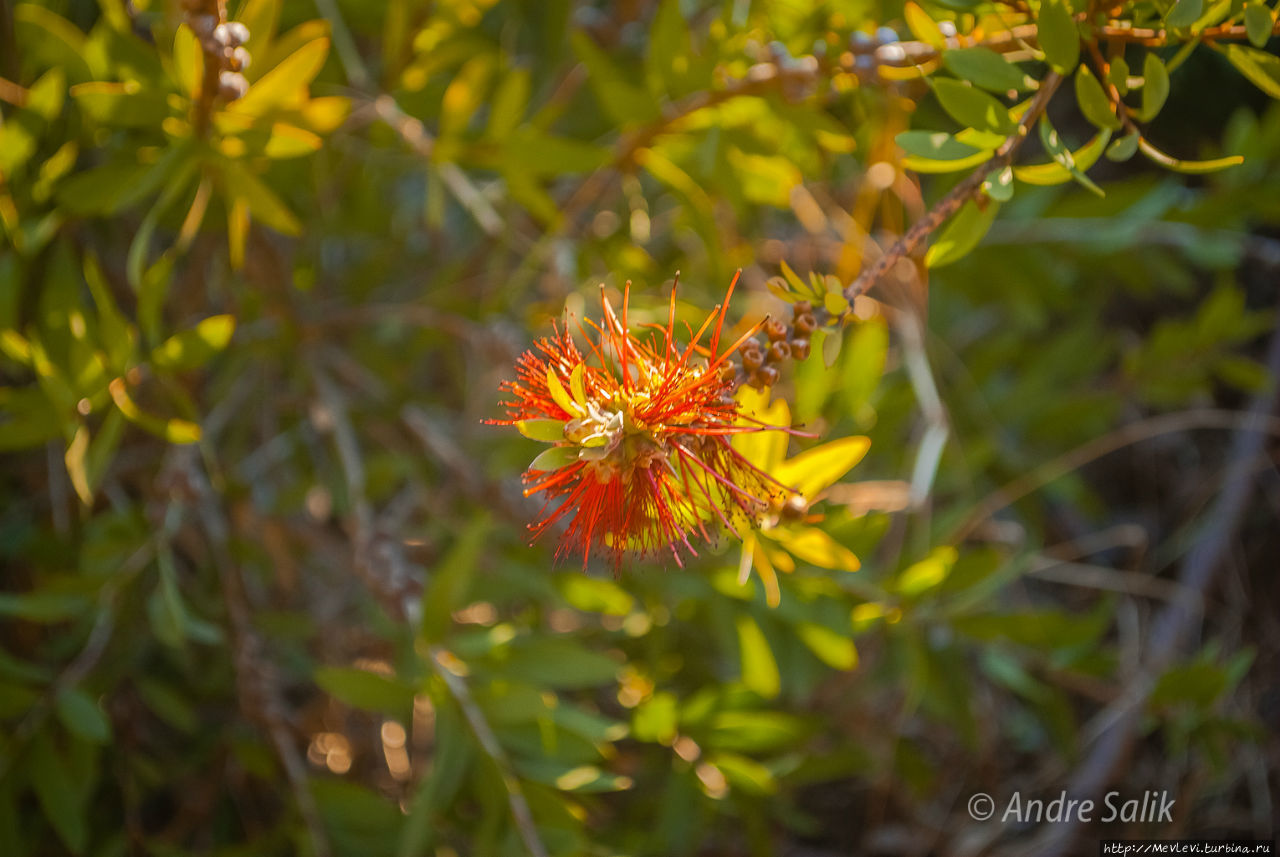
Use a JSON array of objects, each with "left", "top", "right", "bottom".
[{"left": 492, "top": 273, "right": 795, "bottom": 571}]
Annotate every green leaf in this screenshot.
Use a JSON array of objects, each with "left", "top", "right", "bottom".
[
  {"left": 1108, "top": 56, "right": 1131, "bottom": 94},
  {"left": 570, "top": 30, "right": 661, "bottom": 126},
  {"left": 735, "top": 614, "right": 780, "bottom": 699},
  {"left": 796, "top": 623, "right": 858, "bottom": 670},
  {"left": 315, "top": 667, "right": 415, "bottom": 714},
  {"left": 1038, "top": 117, "right": 1106, "bottom": 195},
  {"left": 0, "top": 591, "right": 91, "bottom": 623},
  {"left": 439, "top": 53, "right": 495, "bottom": 139},
  {"left": 503, "top": 128, "right": 612, "bottom": 176},
  {"left": 904, "top": 2, "right": 947, "bottom": 49},
  {"left": 71, "top": 80, "right": 169, "bottom": 128},
  {"left": 1074, "top": 66, "right": 1121, "bottom": 130},
  {"left": 151, "top": 315, "right": 235, "bottom": 372},
  {"left": 646, "top": 0, "right": 691, "bottom": 95},
  {"left": 516, "top": 418, "right": 566, "bottom": 442},
  {"left": 933, "top": 78, "right": 1017, "bottom": 135},
  {"left": 220, "top": 161, "right": 302, "bottom": 235},
  {"left": 1038, "top": 0, "right": 1080, "bottom": 72},
  {"left": 902, "top": 148, "right": 994, "bottom": 173},
  {"left": 631, "top": 692, "right": 678, "bottom": 743},
  {"left": 500, "top": 638, "right": 620, "bottom": 689},
  {"left": 982, "top": 165, "right": 1014, "bottom": 201},
  {"left": 924, "top": 198, "right": 1000, "bottom": 267},
  {"left": 1165, "top": 0, "right": 1204, "bottom": 27},
  {"left": 895, "top": 130, "right": 984, "bottom": 160},
  {"left": 943, "top": 47, "right": 1034, "bottom": 93},
  {"left": 1245, "top": 3, "right": 1274, "bottom": 47},
  {"left": 399, "top": 703, "right": 472, "bottom": 857},
  {"left": 25, "top": 67, "right": 66, "bottom": 121},
  {"left": 230, "top": 37, "right": 330, "bottom": 116},
  {"left": 1106, "top": 131, "right": 1140, "bottom": 161},
  {"left": 421, "top": 516, "right": 490, "bottom": 642},
  {"left": 484, "top": 67, "right": 531, "bottom": 140},
  {"left": 896, "top": 546, "right": 959, "bottom": 597},
  {"left": 1014, "top": 128, "right": 1110, "bottom": 184},
  {"left": 709, "top": 751, "right": 777, "bottom": 795},
  {"left": 528, "top": 445, "right": 578, "bottom": 471},
  {"left": 55, "top": 688, "right": 111, "bottom": 745},
  {"left": 558, "top": 575, "right": 634, "bottom": 616},
  {"left": 1217, "top": 42, "right": 1280, "bottom": 98},
  {"left": 1137, "top": 136, "right": 1244, "bottom": 172},
  {"left": 1138, "top": 53, "right": 1170, "bottom": 121},
  {"left": 28, "top": 731, "right": 88, "bottom": 854}
]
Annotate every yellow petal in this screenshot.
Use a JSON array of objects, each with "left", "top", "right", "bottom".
[
  {"left": 773, "top": 436, "right": 870, "bottom": 500},
  {"left": 769, "top": 526, "right": 861, "bottom": 572}
]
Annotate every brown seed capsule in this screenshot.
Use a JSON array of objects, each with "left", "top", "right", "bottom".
[
  {"left": 792, "top": 312, "right": 816, "bottom": 335},
  {"left": 792, "top": 300, "right": 812, "bottom": 316},
  {"left": 764, "top": 319, "right": 788, "bottom": 341},
  {"left": 756, "top": 365, "right": 779, "bottom": 387},
  {"left": 790, "top": 337, "right": 811, "bottom": 360},
  {"left": 741, "top": 345, "right": 764, "bottom": 371},
  {"left": 218, "top": 70, "right": 249, "bottom": 101},
  {"left": 779, "top": 493, "right": 808, "bottom": 521},
  {"left": 718, "top": 361, "right": 739, "bottom": 383},
  {"left": 767, "top": 341, "right": 791, "bottom": 363}
]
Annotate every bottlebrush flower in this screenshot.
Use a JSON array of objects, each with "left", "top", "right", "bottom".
[{"left": 492, "top": 273, "right": 799, "bottom": 571}]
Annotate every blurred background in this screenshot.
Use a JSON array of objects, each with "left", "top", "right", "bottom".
[{"left": 1, "top": 0, "right": 1278, "bottom": 855}]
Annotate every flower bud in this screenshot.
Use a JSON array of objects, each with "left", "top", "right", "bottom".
[
  {"left": 229, "top": 46, "right": 252, "bottom": 71},
  {"left": 218, "top": 70, "right": 249, "bottom": 101}
]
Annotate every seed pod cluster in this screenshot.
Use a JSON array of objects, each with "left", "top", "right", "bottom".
[
  {"left": 732, "top": 300, "right": 817, "bottom": 391},
  {"left": 182, "top": 0, "right": 252, "bottom": 105}
]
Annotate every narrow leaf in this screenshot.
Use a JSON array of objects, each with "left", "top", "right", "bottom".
[{"left": 1075, "top": 66, "right": 1121, "bottom": 130}]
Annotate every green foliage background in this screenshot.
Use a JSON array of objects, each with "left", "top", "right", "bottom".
[{"left": 1, "top": 0, "right": 1278, "bottom": 855}]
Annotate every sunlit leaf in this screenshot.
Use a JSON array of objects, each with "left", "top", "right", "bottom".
[
  {"left": 735, "top": 614, "right": 780, "bottom": 698},
  {"left": 943, "top": 47, "right": 1035, "bottom": 93},
  {"left": 924, "top": 198, "right": 1000, "bottom": 267}
]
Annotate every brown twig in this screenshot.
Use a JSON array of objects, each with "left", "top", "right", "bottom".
[{"left": 843, "top": 71, "right": 1064, "bottom": 303}]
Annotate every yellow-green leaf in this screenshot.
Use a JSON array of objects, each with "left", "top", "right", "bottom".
[
  {"left": 151, "top": 315, "right": 236, "bottom": 372},
  {"left": 1038, "top": 0, "right": 1080, "bottom": 73},
  {"left": 924, "top": 199, "right": 1000, "bottom": 268},
  {"left": 735, "top": 614, "right": 780, "bottom": 698},
  {"left": 904, "top": 2, "right": 946, "bottom": 49},
  {"left": 516, "top": 418, "right": 567, "bottom": 442},
  {"left": 796, "top": 622, "right": 858, "bottom": 670},
  {"left": 231, "top": 37, "right": 330, "bottom": 116}
]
